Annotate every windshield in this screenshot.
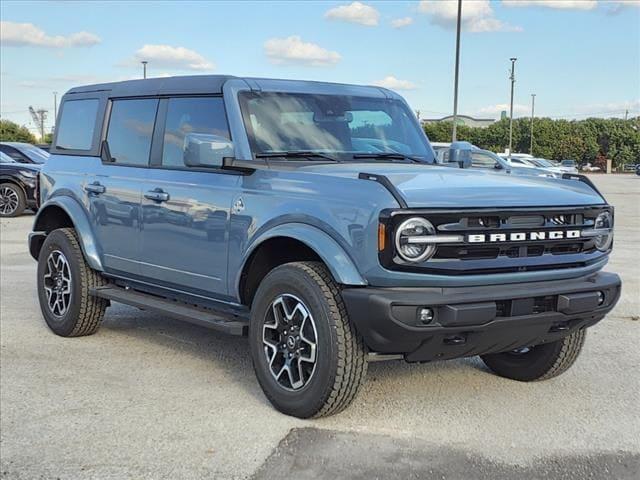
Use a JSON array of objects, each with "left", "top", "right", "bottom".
[
  {"left": 561, "top": 160, "right": 575, "bottom": 166},
  {"left": 238, "top": 92, "right": 434, "bottom": 162},
  {"left": 19, "top": 145, "right": 49, "bottom": 163}
]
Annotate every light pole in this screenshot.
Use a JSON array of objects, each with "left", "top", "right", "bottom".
[
  {"left": 53, "top": 91, "right": 58, "bottom": 133},
  {"left": 508, "top": 57, "right": 517, "bottom": 157},
  {"left": 530, "top": 93, "right": 536, "bottom": 155},
  {"left": 451, "top": 0, "right": 462, "bottom": 142},
  {"left": 141, "top": 61, "right": 148, "bottom": 79}
]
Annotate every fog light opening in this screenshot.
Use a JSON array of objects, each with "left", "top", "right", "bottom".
[
  {"left": 418, "top": 307, "right": 434, "bottom": 324},
  {"left": 597, "top": 291, "right": 605, "bottom": 306}
]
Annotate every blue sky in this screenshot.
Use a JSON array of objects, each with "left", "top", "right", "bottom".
[{"left": 1, "top": 0, "right": 639, "bottom": 136}]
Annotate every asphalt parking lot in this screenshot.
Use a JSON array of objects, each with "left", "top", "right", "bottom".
[{"left": 1, "top": 174, "right": 639, "bottom": 479}]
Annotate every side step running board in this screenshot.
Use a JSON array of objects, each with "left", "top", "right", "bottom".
[{"left": 91, "top": 286, "right": 249, "bottom": 335}]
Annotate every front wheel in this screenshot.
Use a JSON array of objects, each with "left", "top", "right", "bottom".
[
  {"left": 0, "top": 183, "right": 26, "bottom": 217},
  {"left": 480, "top": 329, "right": 586, "bottom": 382},
  {"left": 249, "top": 261, "right": 367, "bottom": 418}
]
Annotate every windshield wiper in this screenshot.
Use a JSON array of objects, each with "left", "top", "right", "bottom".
[
  {"left": 255, "top": 151, "right": 339, "bottom": 162},
  {"left": 352, "top": 152, "right": 423, "bottom": 164}
]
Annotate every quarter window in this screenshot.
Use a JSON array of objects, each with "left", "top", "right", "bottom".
[
  {"left": 106, "top": 99, "right": 158, "bottom": 166},
  {"left": 55, "top": 99, "right": 99, "bottom": 151},
  {"left": 161, "top": 97, "right": 230, "bottom": 167}
]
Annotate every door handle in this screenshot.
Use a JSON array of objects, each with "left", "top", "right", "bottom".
[
  {"left": 84, "top": 182, "right": 105, "bottom": 195},
  {"left": 144, "top": 189, "right": 170, "bottom": 202}
]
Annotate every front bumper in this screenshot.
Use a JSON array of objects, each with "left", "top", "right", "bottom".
[{"left": 341, "top": 272, "right": 621, "bottom": 362}]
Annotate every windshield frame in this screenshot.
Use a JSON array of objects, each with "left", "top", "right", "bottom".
[{"left": 237, "top": 91, "right": 435, "bottom": 164}]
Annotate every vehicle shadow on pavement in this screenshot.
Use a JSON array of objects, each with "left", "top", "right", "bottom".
[
  {"left": 99, "top": 303, "right": 267, "bottom": 403},
  {"left": 99, "top": 301, "right": 496, "bottom": 408}
]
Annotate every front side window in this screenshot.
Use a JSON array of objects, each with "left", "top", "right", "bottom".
[
  {"left": 106, "top": 99, "right": 158, "bottom": 166},
  {"left": 162, "top": 97, "right": 230, "bottom": 167},
  {"left": 238, "top": 92, "right": 433, "bottom": 162},
  {"left": 55, "top": 99, "right": 99, "bottom": 150}
]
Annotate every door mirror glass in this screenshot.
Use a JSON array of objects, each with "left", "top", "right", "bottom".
[
  {"left": 183, "top": 133, "right": 234, "bottom": 168},
  {"left": 449, "top": 141, "right": 473, "bottom": 169}
]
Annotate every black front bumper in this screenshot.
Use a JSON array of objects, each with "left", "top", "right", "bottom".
[{"left": 341, "top": 272, "right": 621, "bottom": 362}]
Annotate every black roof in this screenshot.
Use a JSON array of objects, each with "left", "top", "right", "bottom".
[{"left": 66, "top": 75, "right": 236, "bottom": 97}]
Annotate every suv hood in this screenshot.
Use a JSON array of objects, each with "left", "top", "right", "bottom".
[{"left": 300, "top": 163, "right": 604, "bottom": 208}]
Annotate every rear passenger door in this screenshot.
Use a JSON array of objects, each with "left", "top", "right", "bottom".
[
  {"left": 88, "top": 98, "right": 158, "bottom": 276},
  {"left": 139, "top": 96, "right": 240, "bottom": 299}
]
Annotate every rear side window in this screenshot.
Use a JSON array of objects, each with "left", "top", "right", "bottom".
[
  {"left": 161, "top": 97, "right": 230, "bottom": 167},
  {"left": 107, "top": 99, "right": 158, "bottom": 166},
  {"left": 56, "top": 99, "right": 99, "bottom": 150}
]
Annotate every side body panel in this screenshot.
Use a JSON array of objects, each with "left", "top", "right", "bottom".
[
  {"left": 87, "top": 162, "right": 145, "bottom": 276},
  {"left": 139, "top": 168, "right": 240, "bottom": 299}
]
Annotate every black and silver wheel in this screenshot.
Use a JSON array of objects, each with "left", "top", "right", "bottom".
[
  {"left": 37, "top": 228, "right": 108, "bottom": 337},
  {"left": 249, "top": 261, "right": 367, "bottom": 418},
  {"left": 481, "top": 329, "right": 586, "bottom": 382},
  {"left": 262, "top": 293, "right": 318, "bottom": 391},
  {"left": 42, "top": 250, "right": 73, "bottom": 317},
  {"left": 0, "top": 183, "right": 25, "bottom": 217}
]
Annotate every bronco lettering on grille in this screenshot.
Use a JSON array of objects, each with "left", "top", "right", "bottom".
[{"left": 467, "top": 230, "right": 581, "bottom": 243}]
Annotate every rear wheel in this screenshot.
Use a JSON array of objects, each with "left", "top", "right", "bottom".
[
  {"left": 0, "top": 183, "right": 25, "bottom": 217},
  {"left": 481, "top": 329, "right": 586, "bottom": 381},
  {"left": 37, "top": 228, "right": 108, "bottom": 337},
  {"left": 249, "top": 261, "right": 367, "bottom": 418}
]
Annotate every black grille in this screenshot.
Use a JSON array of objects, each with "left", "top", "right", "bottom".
[{"left": 381, "top": 205, "right": 611, "bottom": 276}]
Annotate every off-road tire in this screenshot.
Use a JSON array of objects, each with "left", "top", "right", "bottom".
[
  {"left": 481, "top": 329, "right": 586, "bottom": 382},
  {"left": 0, "top": 183, "right": 26, "bottom": 217},
  {"left": 37, "top": 228, "right": 108, "bottom": 337},
  {"left": 249, "top": 261, "right": 368, "bottom": 418}
]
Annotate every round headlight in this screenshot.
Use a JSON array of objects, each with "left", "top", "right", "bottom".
[
  {"left": 593, "top": 211, "right": 613, "bottom": 251},
  {"left": 395, "top": 217, "right": 436, "bottom": 262}
]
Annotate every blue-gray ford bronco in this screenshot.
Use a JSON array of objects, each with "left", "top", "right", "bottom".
[{"left": 29, "top": 75, "right": 621, "bottom": 418}]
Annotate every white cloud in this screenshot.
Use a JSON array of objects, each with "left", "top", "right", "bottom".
[
  {"left": 131, "top": 44, "right": 215, "bottom": 71},
  {"left": 477, "top": 103, "right": 530, "bottom": 117},
  {"left": 502, "top": 0, "right": 597, "bottom": 9},
  {"left": 373, "top": 76, "right": 417, "bottom": 90},
  {"left": 418, "top": 0, "right": 522, "bottom": 32},
  {"left": 0, "top": 21, "right": 100, "bottom": 48},
  {"left": 391, "top": 17, "right": 414, "bottom": 28},
  {"left": 264, "top": 36, "right": 341, "bottom": 66},
  {"left": 324, "top": 2, "right": 380, "bottom": 26}
]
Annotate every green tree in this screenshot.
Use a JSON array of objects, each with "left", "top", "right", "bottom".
[
  {"left": 0, "top": 119, "right": 37, "bottom": 143},
  {"left": 423, "top": 116, "right": 640, "bottom": 167}
]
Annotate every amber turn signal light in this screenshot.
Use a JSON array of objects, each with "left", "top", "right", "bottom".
[{"left": 378, "top": 223, "right": 386, "bottom": 251}]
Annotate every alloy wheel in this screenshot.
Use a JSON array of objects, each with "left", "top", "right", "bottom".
[
  {"left": 0, "top": 186, "right": 19, "bottom": 216},
  {"left": 43, "top": 250, "right": 72, "bottom": 317},
  {"left": 262, "top": 294, "right": 318, "bottom": 391}
]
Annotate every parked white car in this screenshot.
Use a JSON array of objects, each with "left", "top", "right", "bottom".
[
  {"left": 559, "top": 160, "right": 579, "bottom": 174},
  {"left": 581, "top": 163, "right": 601, "bottom": 172}
]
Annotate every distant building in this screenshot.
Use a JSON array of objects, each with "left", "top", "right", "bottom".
[{"left": 421, "top": 114, "right": 496, "bottom": 128}]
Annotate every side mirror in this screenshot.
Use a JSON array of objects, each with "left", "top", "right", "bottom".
[
  {"left": 449, "top": 141, "right": 473, "bottom": 169},
  {"left": 183, "top": 133, "right": 234, "bottom": 168}
]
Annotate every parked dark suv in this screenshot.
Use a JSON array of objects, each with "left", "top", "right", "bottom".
[
  {"left": 29, "top": 76, "right": 621, "bottom": 418},
  {"left": 0, "top": 152, "right": 39, "bottom": 217}
]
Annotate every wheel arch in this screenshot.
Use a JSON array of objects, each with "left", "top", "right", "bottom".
[
  {"left": 237, "top": 223, "right": 367, "bottom": 306},
  {"left": 30, "top": 197, "right": 103, "bottom": 271}
]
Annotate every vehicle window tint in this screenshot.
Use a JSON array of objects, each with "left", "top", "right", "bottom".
[
  {"left": 107, "top": 99, "right": 158, "bottom": 166},
  {"left": 162, "top": 97, "right": 230, "bottom": 167},
  {"left": 471, "top": 152, "right": 497, "bottom": 169},
  {"left": 0, "top": 146, "right": 28, "bottom": 163},
  {"left": 55, "top": 99, "right": 99, "bottom": 150}
]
